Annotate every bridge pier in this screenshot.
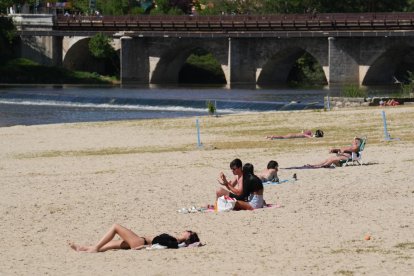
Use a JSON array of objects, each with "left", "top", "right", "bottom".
[
  {"left": 328, "top": 37, "right": 360, "bottom": 85},
  {"left": 121, "top": 36, "right": 149, "bottom": 85},
  {"left": 52, "top": 36, "right": 63, "bottom": 67},
  {"left": 229, "top": 38, "right": 257, "bottom": 86}
]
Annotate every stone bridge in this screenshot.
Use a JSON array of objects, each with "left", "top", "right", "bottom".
[{"left": 10, "top": 13, "right": 414, "bottom": 86}]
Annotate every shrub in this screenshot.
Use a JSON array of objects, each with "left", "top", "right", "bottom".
[
  {"left": 341, "top": 85, "right": 368, "bottom": 98},
  {"left": 206, "top": 100, "right": 216, "bottom": 115}
]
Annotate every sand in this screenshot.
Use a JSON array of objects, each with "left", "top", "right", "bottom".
[{"left": 0, "top": 106, "right": 413, "bottom": 275}]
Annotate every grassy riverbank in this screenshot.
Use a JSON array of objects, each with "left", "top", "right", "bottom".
[{"left": 0, "top": 58, "right": 119, "bottom": 85}]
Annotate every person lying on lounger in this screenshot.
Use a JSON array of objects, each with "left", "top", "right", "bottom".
[
  {"left": 306, "top": 137, "right": 362, "bottom": 168},
  {"left": 257, "top": 160, "right": 279, "bottom": 183},
  {"left": 69, "top": 223, "right": 200, "bottom": 252},
  {"left": 234, "top": 163, "right": 265, "bottom": 210},
  {"left": 266, "top": 129, "right": 324, "bottom": 140}
]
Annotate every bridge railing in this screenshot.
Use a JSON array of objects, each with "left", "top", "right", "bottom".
[{"left": 54, "top": 13, "right": 414, "bottom": 32}]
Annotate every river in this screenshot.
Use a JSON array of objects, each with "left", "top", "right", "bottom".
[{"left": 0, "top": 85, "right": 397, "bottom": 127}]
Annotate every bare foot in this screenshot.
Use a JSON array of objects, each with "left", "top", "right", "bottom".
[
  {"left": 68, "top": 241, "right": 81, "bottom": 252},
  {"left": 68, "top": 241, "right": 97, "bottom": 253}
]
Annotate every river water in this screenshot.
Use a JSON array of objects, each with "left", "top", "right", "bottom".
[{"left": 0, "top": 85, "right": 396, "bottom": 127}]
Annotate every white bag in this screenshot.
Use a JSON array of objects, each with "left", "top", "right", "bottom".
[{"left": 217, "top": 196, "right": 236, "bottom": 212}]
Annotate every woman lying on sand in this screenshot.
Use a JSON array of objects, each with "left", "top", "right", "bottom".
[
  {"left": 306, "top": 137, "right": 362, "bottom": 168},
  {"left": 266, "top": 129, "right": 324, "bottom": 140},
  {"left": 69, "top": 223, "right": 199, "bottom": 252}
]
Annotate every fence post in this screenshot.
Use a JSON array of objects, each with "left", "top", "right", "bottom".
[
  {"left": 326, "top": 95, "right": 331, "bottom": 111},
  {"left": 381, "top": 110, "right": 391, "bottom": 141},
  {"left": 196, "top": 118, "right": 202, "bottom": 147}
]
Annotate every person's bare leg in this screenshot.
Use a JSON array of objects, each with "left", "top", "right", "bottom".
[
  {"left": 308, "top": 158, "right": 331, "bottom": 167},
  {"left": 69, "top": 239, "right": 131, "bottom": 253},
  {"left": 68, "top": 241, "right": 92, "bottom": 252},
  {"left": 310, "top": 155, "right": 349, "bottom": 167},
  {"left": 94, "top": 224, "right": 144, "bottom": 252},
  {"left": 216, "top": 187, "right": 230, "bottom": 199},
  {"left": 98, "top": 240, "right": 131, "bottom": 252},
  {"left": 309, "top": 156, "right": 339, "bottom": 167},
  {"left": 74, "top": 224, "right": 144, "bottom": 253},
  {"left": 234, "top": 201, "right": 254, "bottom": 211}
]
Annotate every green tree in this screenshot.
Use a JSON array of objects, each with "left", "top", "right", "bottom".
[
  {"left": 0, "top": 0, "right": 14, "bottom": 13},
  {"left": 96, "top": 0, "right": 130, "bottom": 15},
  {"left": 88, "top": 33, "right": 119, "bottom": 75},
  {"left": 88, "top": 33, "right": 115, "bottom": 59},
  {"left": 196, "top": 0, "right": 411, "bottom": 15},
  {"left": 68, "top": 0, "right": 90, "bottom": 14},
  {"left": 0, "top": 16, "right": 16, "bottom": 64}
]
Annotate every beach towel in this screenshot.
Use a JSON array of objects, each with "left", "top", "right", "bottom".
[
  {"left": 262, "top": 179, "right": 291, "bottom": 185},
  {"left": 178, "top": 203, "right": 282, "bottom": 214},
  {"left": 263, "top": 203, "right": 283, "bottom": 209},
  {"left": 146, "top": 242, "right": 203, "bottom": 250},
  {"left": 282, "top": 165, "right": 335, "bottom": 170}
]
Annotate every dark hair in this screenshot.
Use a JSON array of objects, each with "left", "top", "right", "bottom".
[
  {"left": 315, "top": 129, "right": 324, "bottom": 138},
  {"left": 185, "top": 231, "right": 200, "bottom": 245},
  {"left": 267, "top": 160, "right": 278, "bottom": 169},
  {"left": 230, "top": 158, "right": 242, "bottom": 169},
  {"left": 242, "top": 164, "right": 263, "bottom": 196},
  {"left": 242, "top": 163, "right": 254, "bottom": 176}
]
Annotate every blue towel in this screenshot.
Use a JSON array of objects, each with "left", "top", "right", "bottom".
[{"left": 262, "top": 179, "right": 290, "bottom": 185}]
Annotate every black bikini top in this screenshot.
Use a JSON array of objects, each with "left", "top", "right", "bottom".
[{"left": 152, "top": 233, "right": 179, "bottom": 249}]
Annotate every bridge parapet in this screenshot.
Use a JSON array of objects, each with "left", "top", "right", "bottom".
[
  {"left": 9, "top": 14, "right": 54, "bottom": 31},
  {"left": 55, "top": 13, "right": 414, "bottom": 33}
]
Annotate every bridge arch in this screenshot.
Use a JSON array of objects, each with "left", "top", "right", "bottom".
[
  {"left": 362, "top": 41, "right": 414, "bottom": 85},
  {"left": 63, "top": 37, "right": 120, "bottom": 76},
  {"left": 255, "top": 39, "right": 328, "bottom": 85},
  {"left": 149, "top": 38, "right": 229, "bottom": 84}
]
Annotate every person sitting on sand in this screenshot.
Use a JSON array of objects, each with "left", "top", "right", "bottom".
[
  {"left": 234, "top": 163, "right": 265, "bottom": 210},
  {"left": 257, "top": 160, "right": 279, "bottom": 183},
  {"left": 306, "top": 137, "right": 362, "bottom": 168},
  {"left": 216, "top": 158, "right": 245, "bottom": 200},
  {"left": 69, "top": 223, "right": 200, "bottom": 253},
  {"left": 266, "top": 129, "right": 324, "bottom": 140}
]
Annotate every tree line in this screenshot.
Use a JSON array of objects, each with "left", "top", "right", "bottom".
[{"left": 3, "top": 0, "right": 414, "bottom": 15}]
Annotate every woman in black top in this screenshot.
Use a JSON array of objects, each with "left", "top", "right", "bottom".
[
  {"left": 69, "top": 223, "right": 200, "bottom": 252},
  {"left": 234, "top": 163, "right": 264, "bottom": 210}
]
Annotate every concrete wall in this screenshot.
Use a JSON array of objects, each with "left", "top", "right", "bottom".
[
  {"left": 325, "top": 97, "right": 371, "bottom": 109},
  {"left": 10, "top": 14, "right": 62, "bottom": 66}
]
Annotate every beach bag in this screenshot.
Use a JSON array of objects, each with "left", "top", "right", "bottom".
[{"left": 217, "top": 196, "right": 237, "bottom": 212}]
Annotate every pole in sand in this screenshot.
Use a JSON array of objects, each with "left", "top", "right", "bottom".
[
  {"left": 326, "top": 95, "right": 331, "bottom": 111},
  {"left": 381, "top": 110, "right": 400, "bottom": 141},
  {"left": 196, "top": 118, "right": 202, "bottom": 147},
  {"left": 381, "top": 110, "right": 391, "bottom": 141}
]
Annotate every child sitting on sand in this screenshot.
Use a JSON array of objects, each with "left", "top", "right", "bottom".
[{"left": 257, "top": 160, "right": 279, "bottom": 183}]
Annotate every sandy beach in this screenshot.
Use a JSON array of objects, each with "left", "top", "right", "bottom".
[{"left": 0, "top": 106, "right": 413, "bottom": 275}]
